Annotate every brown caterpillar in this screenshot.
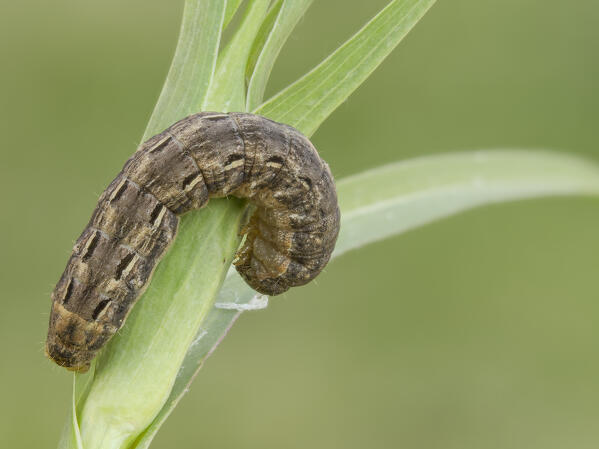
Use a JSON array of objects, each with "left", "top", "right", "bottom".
[{"left": 46, "top": 112, "right": 340, "bottom": 372}]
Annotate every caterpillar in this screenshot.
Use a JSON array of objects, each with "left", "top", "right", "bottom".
[{"left": 45, "top": 112, "right": 340, "bottom": 372}]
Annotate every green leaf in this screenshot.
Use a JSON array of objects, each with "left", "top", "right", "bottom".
[
  {"left": 245, "top": 0, "right": 284, "bottom": 104},
  {"left": 144, "top": 149, "right": 599, "bottom": 441},
  {"left": 202, "top": 0, "right": 271, "bottom": 112},
  {"left": 254, "top": 0, "right": 437, "bottom": 136},
  {"left": 130, "top": 292, "right": 244, "bottom": 448},
  {"left": 143, "top": 0, "right": 226, "bottom": 139},
  {"left": 246, "top": 0, "right": 314, "bottom": 110},
  {"left": 334, "top": 150, "right": 599, "bottom": 256}
]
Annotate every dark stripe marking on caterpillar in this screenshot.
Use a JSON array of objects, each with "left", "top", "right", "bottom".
[{"left": 45, "top": 112, "right": 340, "bottom": 372}]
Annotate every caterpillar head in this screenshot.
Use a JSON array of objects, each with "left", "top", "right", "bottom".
[{"left": 45, "top": 294, "right": 116, "bottom": 372}]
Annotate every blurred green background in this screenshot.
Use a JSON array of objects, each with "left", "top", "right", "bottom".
[{"left": 1, "top": 0, "right": 599, "bottom": 447}]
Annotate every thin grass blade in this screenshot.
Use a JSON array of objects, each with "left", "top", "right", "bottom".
[
  {"left": 203, "top": 0, "right": 271, "bottom": 112},
  {"left": 335, "top": 150, "right": 599, "bottom": 255},
  {"left": 254, "top": 0, "right": 437, "bottom": 136},
  {"left": 246, "top": 0, "right": 314, "bottom": 110},
  {"left": 144, "top": 0, "right": 226, "bottom": 139},
  {"left": 245, "top": 0, "right": 284, "bottom": 107}
]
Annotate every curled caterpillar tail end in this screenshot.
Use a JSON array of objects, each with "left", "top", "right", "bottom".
[
  {"left": 235, "top": 268, "right": 292, "bottom": 296},
  {"left": 233, "top": 223, "right": 337, "bottom": 297}
]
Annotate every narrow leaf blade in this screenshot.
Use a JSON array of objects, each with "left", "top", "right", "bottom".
[
  {"left": 203, "top": 0, "right": 271, "bottom": 112},
  {"left": 335, "top": 150, "right": 599, "bottom": 256},
  {"left": 144, "top": 0, "right": 226, "bottom": 139},
  {"left": 246, "top": 0, "right": 314, "bottom": 110},
  {"left": 254, "top": 0, "right": 437, "bottom": 136}
]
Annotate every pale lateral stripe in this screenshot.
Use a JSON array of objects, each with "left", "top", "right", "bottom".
[
  {"left": 202, "top": 114, "right": 229, "bottom": 120},
  {"left": 184, "top": 176, "right": 203, "bottom": 192},
  {"left": 153, "top": 206, "right": 167, "bottom": 227},
  {"left": 120, "top": 254, "right": 138, "bottom": 280},
  {"left": 95, "top": 293, "right": 113, "bottom": 320},
  {"left": 148, "top": 135, "right": 171, "bottom": 153},
  {"left": 109, "top": 178, "right": 128, "bottom": 202},
  {"left": 82, "top": 230, "right": 100, "bottom": 259},
  {"left": 224, "top": 159, "right": 244, "bottom": 170}
]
